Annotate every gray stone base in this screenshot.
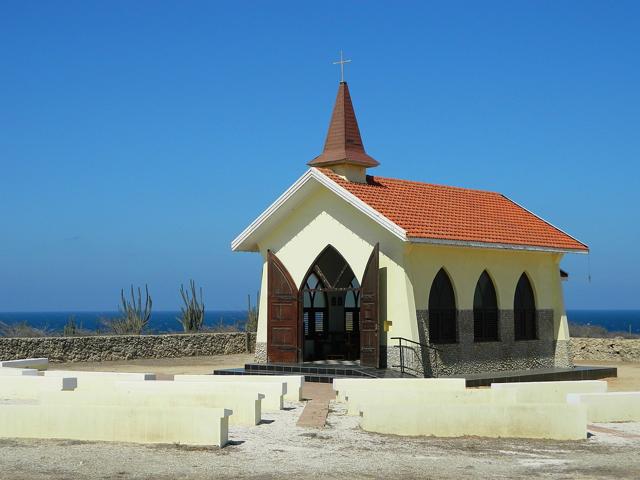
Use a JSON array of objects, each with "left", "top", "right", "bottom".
[
  {"left": 554, "top": 339, "right": 573, "bottom": 368},
  {"left": 254, "top": 341, "right": 267, "bottom": 363},
  {"left": 408, "top": 308, "right": 567, "bottom": 376}
]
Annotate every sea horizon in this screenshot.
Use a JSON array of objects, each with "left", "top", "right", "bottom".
[{"left": 0, "top": 309, "right": 638, "bottom": 335}]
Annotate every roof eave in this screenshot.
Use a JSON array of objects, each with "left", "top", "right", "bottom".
[
  {"left": 407, "top": 236, "right": 589, "bottom": 254},
  {"left": 231, "top": 169, "right": 316, "bottom": 252},
  {"left": 501, "top": 194, "right": 589, "bottom": 252},
  {"left": 231, "top": 168, "right": 407, "bottom": 253}
]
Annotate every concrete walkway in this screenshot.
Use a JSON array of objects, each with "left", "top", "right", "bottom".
[{"left": 296, "top": 383, "right": 335, "bottom": 428}]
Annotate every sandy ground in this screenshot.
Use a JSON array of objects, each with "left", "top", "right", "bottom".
[
  {"left": 0, "top": 357, "right": 637, "bottom": 479},
  {"left": 50, "top": 354, "right": 254, "bottom": 379},
  {"left": 574, "top": 359, "right": 640, "bottom": 391}
]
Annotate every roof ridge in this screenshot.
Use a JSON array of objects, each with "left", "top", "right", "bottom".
[{"left": 365, "top": 173, "right": 501, "bottom": 195}]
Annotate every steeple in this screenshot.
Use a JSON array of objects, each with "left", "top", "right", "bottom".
[{"left": 308, "top": 82, "right": 379, "bottom": 182}]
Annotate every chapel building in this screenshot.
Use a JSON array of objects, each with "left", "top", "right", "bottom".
[{"left": 232, "top": 81, "right": 588, "bottom": 376}]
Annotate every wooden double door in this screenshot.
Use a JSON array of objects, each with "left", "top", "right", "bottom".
[{"left": 266, "top": 244, "right": 380, "bottom": 368}]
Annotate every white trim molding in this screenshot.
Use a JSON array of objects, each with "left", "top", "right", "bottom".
[
  {"left": 231, "top": 168, "right": 406, "bottom": 252},
  {"left": 408, "top": 236, "right": 589, "bottom": 254}
]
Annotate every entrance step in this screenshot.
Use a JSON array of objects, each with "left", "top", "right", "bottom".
[{"left": 212, "top": 362, "right": 413, "bottom": 383}]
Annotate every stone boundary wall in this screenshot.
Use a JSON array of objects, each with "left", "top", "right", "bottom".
[
  {"left": 0, "top": 332, "right": 257, "bottom": 363},
  {"left": 571, "top": 337, "right": 640, "bottom": 362}
]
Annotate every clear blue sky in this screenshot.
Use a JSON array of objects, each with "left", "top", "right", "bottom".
[{"left": 1, "top": 1, "right": 638, "bottom": 311}]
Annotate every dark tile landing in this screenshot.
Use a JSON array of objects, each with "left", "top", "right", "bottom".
[
  {"left": 445, "top": 365, "right": 618, "bottom": 387},
  {"left": 213, "top": 363, "right": 617, "bottom": 385},
  {"left": 213, "top": 361, "right": 410, "bottom": 383}
]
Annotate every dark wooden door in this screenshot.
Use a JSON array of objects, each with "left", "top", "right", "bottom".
[
  {"left": 267, "top": 250, "right": 299, "bottom": 363},
  {"left": 360, "top": 243, "right": 379, "bottom": 368}
]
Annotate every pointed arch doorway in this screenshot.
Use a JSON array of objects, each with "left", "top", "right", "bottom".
[
  {"left": 301, "top": 245, "right": 362, "bottom": 362},
  {"left": 266, "top": 244, "right": 380, "bottom": 367}
]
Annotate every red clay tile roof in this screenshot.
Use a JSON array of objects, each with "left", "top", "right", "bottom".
[{"left": 319, "top": 168, "right": 588, "bottom": 252}]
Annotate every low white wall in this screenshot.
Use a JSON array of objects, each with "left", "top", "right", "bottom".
[
  {"left": 360, "top": 402, "right": 587, "bottom": 440},
  {"left": 334, "top": 378, "right": 466, "bottom": 403},
  {"left": 0, "top": 404, "right": 230, "bottom": 447},
  {"left": 44, "top": 370, "right": 155, "bottom": 389},
  {"left": 40, "top": 389, "right": 260, "bottom": 427},
  {"left": 491, "top": 381, "right": 608, "bottom": 403},
  {"left": 114, "top": 380, "right": 285, "bottom": 412},
  {"left": 0, "top": 358, "right": 48, "bottom": 370},
  {"left": 0, "top": 376, "right": 77, "bottom": 400},
  {"left": 567, "top": 392, "right": 640, "bottom": 422},
  {"left": 346, "top": 388, "right": 518, "bottom": 416},
  {"left": 175, "top": 374, "right": 303, "bottom": 402},
  {"left": 0, "top": 367, "right": 38, "bottom": 377}
]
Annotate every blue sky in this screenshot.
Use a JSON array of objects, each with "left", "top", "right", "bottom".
[{"left": 1, "top": 1, "right": 638, "bottom": 311}]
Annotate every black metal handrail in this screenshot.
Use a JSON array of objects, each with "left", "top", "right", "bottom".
[{"left": 390, "top": 336, "right": 440, "bottom": 377}]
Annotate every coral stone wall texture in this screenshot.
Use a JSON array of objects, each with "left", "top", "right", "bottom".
[
  {"left": 0, "top": 332, "right": 256, "bottom": 363},
  {"left": 570, "top": 337, "right": 640, "bottom": 362}
]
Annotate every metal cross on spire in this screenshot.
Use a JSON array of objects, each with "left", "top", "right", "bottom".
[{"left": 333, "top": 50, "right": 351, "bottom": 83}]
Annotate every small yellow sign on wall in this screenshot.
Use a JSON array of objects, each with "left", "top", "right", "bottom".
[{"left": 383, "top": 320, "right": 393, "bottom": 332}]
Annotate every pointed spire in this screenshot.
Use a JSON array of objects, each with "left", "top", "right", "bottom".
[{"left": 308, "top": 82, "right": 379, "bottom": 168}]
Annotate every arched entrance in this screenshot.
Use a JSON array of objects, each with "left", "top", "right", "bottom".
[
  {"left": 300, "top": 245, "right": 361, "bottom": 361},
  {"left": 266, "top": 244, "right": 379, "bottom": 367}
]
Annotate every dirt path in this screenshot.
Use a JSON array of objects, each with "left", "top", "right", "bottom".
[{"left": 296, "top": 383, "right": 336, "bottom": 428}]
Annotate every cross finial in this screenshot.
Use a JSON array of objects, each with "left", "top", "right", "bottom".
[{"left": 333, "top": 50, "right": 351, "bottom": 83}]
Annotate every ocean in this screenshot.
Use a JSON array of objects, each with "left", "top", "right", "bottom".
[
  {"left": 0, "top": 309, "right": 638, "bottom": 335},
  {"left": 0, "top": 310, "right": 248, "bottom": 334}
]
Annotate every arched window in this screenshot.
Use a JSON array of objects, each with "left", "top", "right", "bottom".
[
  {"left": 428, "top": 269, "right": 457, "bottom": 343},
  {"left": 514, "top": 273, "right": 536, "bottom": 340},
  {"left": 344, "top": 277, "right": 360, "bottom": 333},
  {"left": 303, "top": 273, "right": 327, "bottom": 335},
  {"left": 473, "top": 271, "right": 499, "bottom": 342}
]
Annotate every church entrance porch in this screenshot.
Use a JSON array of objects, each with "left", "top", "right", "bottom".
[
  {"left": 266, "top": 244, "right": 380, "bottom": 367},
  {"left": 301, "top": 246, "right": 361, "bottom": 362}
]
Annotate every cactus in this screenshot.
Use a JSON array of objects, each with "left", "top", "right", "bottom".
[
  {"left": 108, "top": 285, "right": 152, "bottom": 335},
  {"left": 245, "top": 292, "right": 259, "bottom": 332},
  {"left": 178, "top": 280, "right": 205, "bottom": 332},
  {"left": 63, "top": 315, "right": 77, "bottom": 336}
]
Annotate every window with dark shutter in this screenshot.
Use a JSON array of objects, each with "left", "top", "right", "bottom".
[
  {"left": 302, "top": 273, "right": 327, "bottom": 337},
  {"left": 428, "top": 268, "right": 457, "bottom": 343},
  {"left": 473, "top": 271, "right": 499, "bottom": 342},
  {"left": 514, "top": 273, "right": 536, "bottom": 340}
]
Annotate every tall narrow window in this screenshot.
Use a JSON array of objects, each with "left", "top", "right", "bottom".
[
  {"left": 302, "top": 273, "right": 327, "bottom": 337},
  {"left": 473, "top": 271, "right": 499, "bottom": 341},
  {"left": 514, "top": 273, "right": 536, "bottom": 340},
  {"left": 428, "top": 269, "right": 457, "bottom": 343},
  {"left": 344, "top": 277, "right": 360, "bottom": 333}
]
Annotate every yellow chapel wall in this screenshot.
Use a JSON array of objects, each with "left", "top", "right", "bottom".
[
  {"left": 254, "top": 184, "right": 417, "bottom": 347},
  {"left": 405, "top": 243, "right": 569, "bottom": 341}
]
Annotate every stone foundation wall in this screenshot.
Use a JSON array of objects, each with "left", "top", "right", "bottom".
[
  {"left": 406, "top": 308, "right": 565, "bottom": 376},
  {"left": 0, "top": 332, "right": 257, "bottom": 363},
  {"left": 571, "top": 337, "right": 640, "bottom": 362},
  {"left": 254, "top": 341, "right": 267, "bottom": 363}
]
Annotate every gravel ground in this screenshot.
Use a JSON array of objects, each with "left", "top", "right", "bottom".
[
  {"left": 0, "top": 400, "right": 639, "bottom": 480},
  {"left": 2, "top": 358, "right": 638, "bottom": 479}
]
